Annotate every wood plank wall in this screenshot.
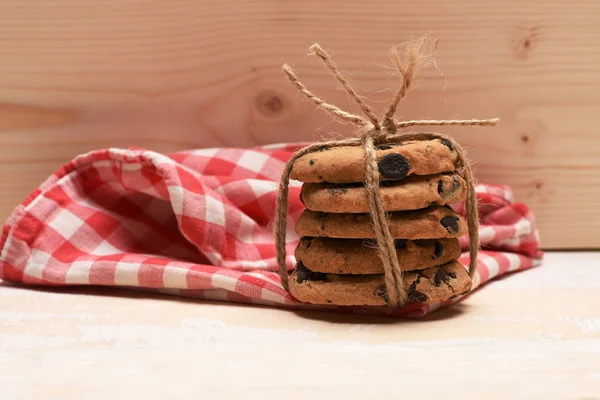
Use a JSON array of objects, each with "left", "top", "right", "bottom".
[{"left": 1, "top": 0, "right": 599, "bottom": 248}]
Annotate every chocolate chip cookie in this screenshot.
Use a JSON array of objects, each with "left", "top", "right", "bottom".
[
  {"left": 288, "top": 260, "right": 472, "bottom": 306},
  {"left": 295, "top": 237, "right": 462, "bottom": 274},
  {"left": 295, "top": 206, "right": 467, "bottom": 239},
  {"left": 290, "top": 139, "right": 457, "bottom": 183},
  {"left": 300, "top": 173, "right": 465, "bottom": 213}
]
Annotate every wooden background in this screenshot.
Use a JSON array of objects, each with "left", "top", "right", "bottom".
[{"left": 0, "top": 0, "right": 599, "bottom": 248}]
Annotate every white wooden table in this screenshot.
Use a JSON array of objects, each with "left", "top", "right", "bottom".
[{"left": 1, "top": 252, "right": 599, "bottom": 399}]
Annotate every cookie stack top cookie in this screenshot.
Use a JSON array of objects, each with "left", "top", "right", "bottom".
[
  {"left": 274, "top": 37, "right": 499, "bottom": 309},
  {"left": 294, "top": 140, "right": 465, "bottom": 210}
]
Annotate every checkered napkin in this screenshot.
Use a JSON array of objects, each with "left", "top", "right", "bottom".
[{"left": 0, "top": 143, "right": 543, "bottom": 317}]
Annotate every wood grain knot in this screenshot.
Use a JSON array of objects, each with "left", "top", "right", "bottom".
[
  {"left": 517, "top": 120, "right": 544, "bottom": 154},
  {"left": 254, "top": 90, "right": 286, "bottom": 118},
  {"left": 512, "top": 26, "right": 540, "bottom": 60},
  {"left": 535, "top": 181, "right": 543, "bottom": 190},
  {"left": 530, "top": 178, "right": 551, "bottom": 203}
]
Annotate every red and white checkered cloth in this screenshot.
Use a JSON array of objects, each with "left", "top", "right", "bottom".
[{"left": 0, "top": 143, "right": 543, "bottom": 317}]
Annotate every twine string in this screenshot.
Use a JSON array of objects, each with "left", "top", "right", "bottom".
[{"left": 275, "top": 37, "right": 498, "bottom": 307}]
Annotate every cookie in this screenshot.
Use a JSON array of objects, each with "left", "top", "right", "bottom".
[
  {"left": 300, "top": 173, "right": 466, "bottom": 213},
  {"left": 290, "top": 139, "right": 457, "bottom": 183},
  {"left": 288, "top": 260, "right": 471, "bottom": 306},
  {"left": 295, "top": 206, "right": 467, "bottom": 239},
  {"left": 295, "top": 237, "right": 462, "bottom": 274}
]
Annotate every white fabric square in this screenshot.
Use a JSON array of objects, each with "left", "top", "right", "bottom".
[
  {"left": 480, "top": 252, "right": 500, "bottom": 278},
  {"left": 167, "top": 185, "right": 185, "bottom": 215},
  {"left": 121, "top": 163, "right": 142, "bottom": 172},
  {"left": 479, "top": 226, "right": 497, "bottom": 242},
  {"left": 212, "top": 273, "right": 238, "bottom": 292},
  {"left": 504, "top": 252, "right": 522, "bottom": 272},
  {"left": 48, "top": 209, "right": 85, "bottom": 239},
  {"left": 23, "top": 249, "right": 51, "bottom": 280},
  {"left": 114, "top": 261, "right": 140, "bottom": 286},
  {"left": 204, "top": 196, "right": 226, "bottom": 227},
  {"left": 514, "top": 218, "right": 533, "bottom": 236},
  {"left": 65, "top": 260, "right": 93, "bottom": 284},
  {"left": 162, "top": 265, "right": 189, "bottom": 289},
  {"left": 248, "top": 180, "right": 277, "bottom": 199},
  {"left": 236, "top": 151, "right": 269, "bottom": 174},
  {"left": 89, "top": 241, "right": 121, "bottom": 256},
  {"left": 189, "top": 148, "right": 219, "bottom": 158}
]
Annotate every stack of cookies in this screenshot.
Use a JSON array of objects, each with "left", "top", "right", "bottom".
[{"left": 288, "top": 138, "right": 473, "bottom": 306}]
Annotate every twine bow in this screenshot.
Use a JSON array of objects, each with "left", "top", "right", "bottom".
[{"left": 274, "top": 36, "right": 499, "bottom": 308}]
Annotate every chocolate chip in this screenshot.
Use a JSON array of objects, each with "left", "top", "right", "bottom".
[
  {"left": 327, "top": 187, "right": 348, "bottom": 195},
  {"left": 326, "top": 299, "right": 332, "bottom": 303},
  {"left": 441, "top": 139, "right": 454, "bottom": 151},
  {"left": 304, "top": 237, "right": 313, "bottom": 249},
  {"left": 434, "top": 269, "right": 457, "bottom": 290},
  {"left": 295, "top": 262, "right": 327, "bottom": 283},
  {"left": 378, "top": 153, "right": 410, "bottom": 180},
  {"left": 318, "top": 175, "right": 323, "bottom": 180},
  {"left": 377, "top": 144, "right": 392, "bottom": 150},
  {"left": 394, "top": 239, "right": 407, "bottom": 249},
  {"left": 437, "top": 180, "right": 444, "bottom": 194},
  {"left": 433, "top": 269, "right": 451, "bottom": 286},
  {"left": 317, "top": 145, "right": 331, "bottom": 152},
  {"left": 440, "top": 216, "right": 459, "bottom": 233},
  {"left": 321, "top": 223, "right": 325, "bottom": 231},
  {"left": 316, "top": 212, "right": 327, "bottom": 219},
  {"left": 452, "top": 176, "right": 460, "bottom": 190},
  {"left": 433, "top": 241, "right": 443, "bottom": 258},
  {"left": 406, "top": 271, "right": 427, "bottom": 303},
  {"left": 408, "top": 289, "right": 428, "bottom": 303},
  {"left": 353, "top": 215, "right": 361, "bottom": 224},
  {"left": 309, "top": 159, "right": 315, "bottom": 165}
]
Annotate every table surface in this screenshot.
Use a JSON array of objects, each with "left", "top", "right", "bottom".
[{"left": 1, "top": 252, "right": 599, "bottom": 399}]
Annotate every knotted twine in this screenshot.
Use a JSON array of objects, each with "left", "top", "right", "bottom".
[{"left": 274, "top": 37, "right": 499, "bottom": 308}]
